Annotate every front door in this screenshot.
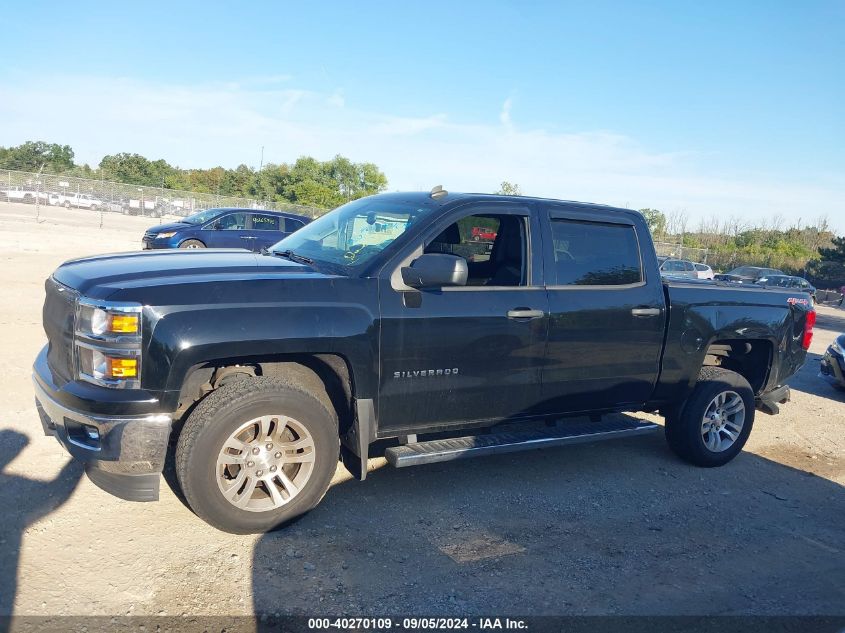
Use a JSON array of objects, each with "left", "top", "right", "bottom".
[
  {"left": 377, "top": 203, "right": 549, "bottom": 433},
  {"left": 202, "top": 212, "right": 251, "bottom": 249},
  {"left": 539, "top": 205, "right": 666, "bottom": 413}
]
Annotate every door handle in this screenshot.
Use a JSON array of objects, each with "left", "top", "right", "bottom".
[
  {"left": 631, "top": 307, "right": 661, "bottom": 317},
  {"left": 507, "top": 308, "right": 545, "bottom": 320}
]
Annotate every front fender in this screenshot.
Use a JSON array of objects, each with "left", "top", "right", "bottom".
[{"left": 143, "top": 301, "right": 378, "bottom": 403}]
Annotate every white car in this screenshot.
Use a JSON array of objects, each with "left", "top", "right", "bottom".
[
  {"left": 54, "top": 193, "right": 102, "bottom": 210},
  {"left": 694, "top": 263, "right": 715, "bottom": 280},
  {"left": 5, "top": 186, "right": 48, "bottom": 204}
]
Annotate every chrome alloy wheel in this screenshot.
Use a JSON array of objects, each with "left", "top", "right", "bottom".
[
  {"left": 700, "top": 390, "right": 745, "bottom": 452},
  {"left": 216, "top": 415, "right": 316, "bottom": 512}
]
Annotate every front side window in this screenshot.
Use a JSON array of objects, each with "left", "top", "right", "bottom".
[
  {"left": 250, "top": 214, "right": 279, "bottom": 231},
  {"left": 216, "top": 213, "right": 247, "bottom": 230},
  {"left": 423, "top": 213, "right": 527, "bottom": 286},
  {"left": 550, "top": 219, "right": 641, "bottom": 286}
]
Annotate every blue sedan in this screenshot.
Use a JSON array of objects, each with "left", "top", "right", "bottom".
[{"left": 142, "top": 207, "right": 311, "bottom": 252}]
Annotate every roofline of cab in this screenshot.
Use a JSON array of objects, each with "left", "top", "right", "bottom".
[{"left": 196, "top": 207, "right": 313, "bottom": 222}]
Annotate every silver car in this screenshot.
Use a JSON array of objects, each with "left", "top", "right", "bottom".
[{"left": 658, "top": 257, "right": 699, "bottom": 279}]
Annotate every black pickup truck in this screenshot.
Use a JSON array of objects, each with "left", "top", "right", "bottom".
[{"left": 33, "top": 190, "right": 815, "bottom": 533}]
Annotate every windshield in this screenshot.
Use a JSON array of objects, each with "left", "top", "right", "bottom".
[
  {"left": 269, "top": 196, "right": 434, "bottom": 268},
  {"left": 183, "top": 208, "right": 224, "bottom": 225}
]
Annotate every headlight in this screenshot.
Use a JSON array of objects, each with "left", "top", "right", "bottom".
[
  {"left": 75, "top": 299, "right": 143, "bottom": 388},
  {"left": 156, "top": 231, "right": 176, "bottom": 238},
  {"left": 77, "top": 344, "right": 141, "bottom": 385},
  {"left": 78, "top": 302, "right": 141, "bottom": 338}
]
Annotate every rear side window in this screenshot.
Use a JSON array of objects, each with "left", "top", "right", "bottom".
[
  {"left": 250, "top": 214, "right": 279, "bottom": 231},
  {"left": 285, "top": 218, "right": 306, "bottom": 232},
  {"left": 695, "top": 263, "right": 707, "bottom": 271},
  {"left": 550, "top": 219, "right": 642, "bottom": 286}
]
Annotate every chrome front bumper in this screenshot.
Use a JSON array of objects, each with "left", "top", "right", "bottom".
[{"left": 33, "top": 375, "right": 172, "bottom": 501}]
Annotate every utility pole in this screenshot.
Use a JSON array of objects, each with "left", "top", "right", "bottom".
[
  {"left": 259, "top": 145, "right": 264, "bottom": 172},
  {"left": 35, "top": 163, "right": 45, "bottom": 223}
]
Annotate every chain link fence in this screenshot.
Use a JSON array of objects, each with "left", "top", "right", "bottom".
[
  {"left": 0, "top": 169, "right": 324, "bottom": 220},
  {"left": 653, "top": 241, "right": 709, "bottom": 264}
]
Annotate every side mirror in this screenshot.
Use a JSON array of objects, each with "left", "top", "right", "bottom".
[{"left": 401, "top": 253, "right": 468, "bottom": 289}]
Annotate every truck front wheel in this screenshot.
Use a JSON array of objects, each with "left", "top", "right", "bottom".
[
  {"left": 665, "top": 367, "right": 755, "bottom": 467},
  {"left": 175, "top": 377, "right": 339, "bottom": 533}
]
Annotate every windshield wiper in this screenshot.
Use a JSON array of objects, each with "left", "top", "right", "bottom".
[{"left": 272, "top": 249, "right": 314, "bottom": 265}]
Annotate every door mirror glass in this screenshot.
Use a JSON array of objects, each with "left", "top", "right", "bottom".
[{"left": 401, "top": 253, "right": 468, "bottom": 288}]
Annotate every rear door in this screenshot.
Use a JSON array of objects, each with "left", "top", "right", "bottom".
[
  {"left": 539, "top": 205, "right": 667, "bottom": 413},
  {"left": 248, "top": 213, "right": 283, "bottom": 251}
]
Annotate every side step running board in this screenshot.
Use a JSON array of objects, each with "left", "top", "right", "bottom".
[{"left": 385, "top": 418, "right": 659, "bottom": 468}]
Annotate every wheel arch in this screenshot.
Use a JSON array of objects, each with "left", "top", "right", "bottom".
[
  {"left": 701, "top": 337, "right": 773, "bottom": 394},
  {"left": 178, "top": 237, "right": 206, "bottom": 248},
  {"left": 172, "top": 352, "right": 355, "bottom": 431}
]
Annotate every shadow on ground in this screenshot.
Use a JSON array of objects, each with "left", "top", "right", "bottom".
[
  {"left": 815, "top": 308, "right": 845, "bottom": 335},
  {"left": 252, "top": 428, "right": 845, "bottom": 617},
  {"left": 0, "top": 430, "right": 83, "bottom": 616}
]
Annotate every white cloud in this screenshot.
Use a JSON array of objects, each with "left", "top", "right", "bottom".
[
  {"left": 499, "top": 97, "right": 513, "bottom": 128},
  {"left": 327, "top": 89, "right": 345, "bottom": 108},
  {"left": 0, "top": 74, "right": 842, "bottom": 231}
]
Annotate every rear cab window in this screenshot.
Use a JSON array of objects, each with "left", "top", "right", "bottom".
[{"left": 548, "top": 216, "right": 642, "bottom": 286}]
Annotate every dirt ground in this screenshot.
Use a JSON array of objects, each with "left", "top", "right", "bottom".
[{"left": 0, "top": 201, "right": 842, "bottom": 617}]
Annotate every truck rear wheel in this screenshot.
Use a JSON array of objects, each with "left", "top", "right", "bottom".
[
  {"left": 665, "top": 367, "right": 754, "bottom": 467},
  {"left": 175, "top": 377, "right": 339, "bottom": 533}
]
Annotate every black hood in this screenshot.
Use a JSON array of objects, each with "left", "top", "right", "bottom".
[{"left": 53, "top": 249, "right": 320, "bottom": 299}]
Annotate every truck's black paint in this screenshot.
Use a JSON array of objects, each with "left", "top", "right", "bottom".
[{"left": 33, "top": 192, "right": 814, "bottom": 500}]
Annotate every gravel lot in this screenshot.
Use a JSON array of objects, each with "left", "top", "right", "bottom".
[{"left": 0, "top": 201, "right": 843, "bottom": 617}]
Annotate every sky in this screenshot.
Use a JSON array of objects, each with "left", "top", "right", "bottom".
[{"left": 1, "top": 0, "right": 843, "bottom": 230}]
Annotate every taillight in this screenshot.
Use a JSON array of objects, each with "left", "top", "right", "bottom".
[{"left": 802, "top": 310, "right": 816, "bottom": 350}]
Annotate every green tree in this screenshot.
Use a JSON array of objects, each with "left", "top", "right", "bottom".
[
  {"left": 496, "top": 181, "right": 522, "bottom": 196},
  {"left": 818, "top": 235, "right": 845, "bottom": 263},
  {"left": 639, "top": 208, "right": 666, "bottom": 237},
  {"left": 0, "top": 141, "right": 75, "bottom": 173}
]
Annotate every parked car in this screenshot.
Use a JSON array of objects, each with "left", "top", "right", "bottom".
[
  {"left": 141, "top": 207, "right": 311, "bottom": 252},
  {"left": 5, "top": 186, "right": 48, "bottom": 204},
  {"left": 756, "top": 274, "right": 816, "bottom": 301},
  {"left": 820, "top": 333, "right": 845, "bottom": 390},
  {"left": 53, "top": 193, "right": 102, "bottom": 210},
  {"left": 34, "top": 190, "right": 814, "bottom": 533},
  {"left": 100, "top": 198, "right": 130, "bottom": 214},
  {"left": 658, "top": 257, "right": 698, "bottom": 279},
  {"left": 694, "top": 262, "right": 715, "bottom": 280},
  {"left": 714, "top": 266, "right": 784, "bottom": 284},
  {"left": 471, "top": 226, "right": 497, "bottom": 241}
]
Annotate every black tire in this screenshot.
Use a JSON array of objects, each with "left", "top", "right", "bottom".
[
  {"left": 175, "top": 377, "right": 338, "bottom": 533},
  {"left": 665, "top": 367, "right": 755, "bottom": 467},
  {"left": 179, "top": 239, "right": 205, "bottom": 249}
]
